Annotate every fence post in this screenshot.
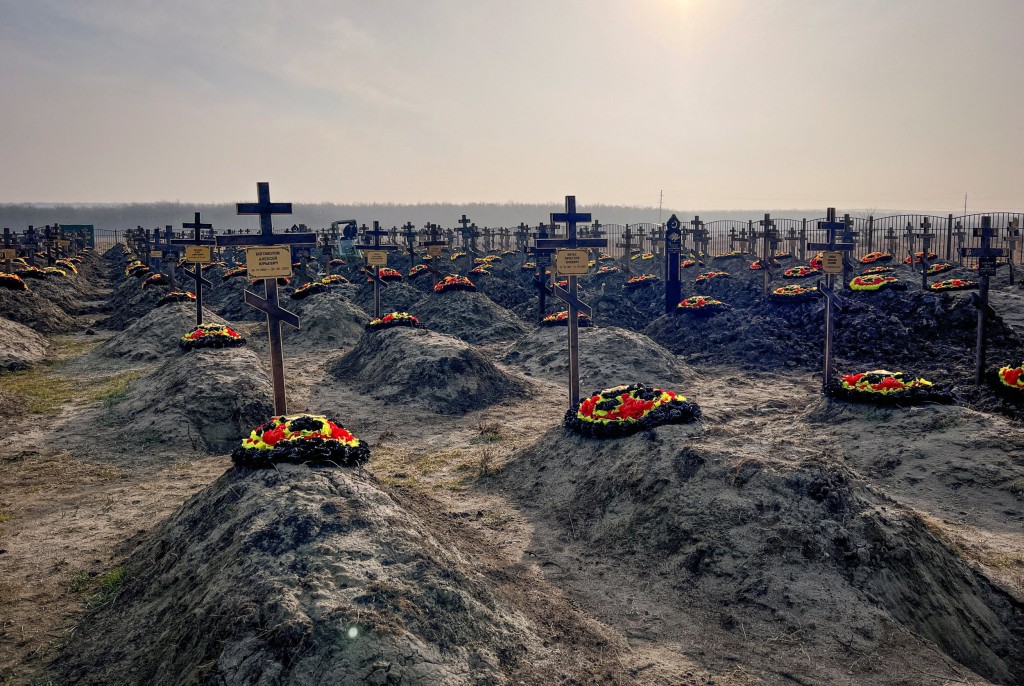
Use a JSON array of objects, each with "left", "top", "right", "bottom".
[{"left": 946, "top": 214, "right": 954, "bottom": 260}]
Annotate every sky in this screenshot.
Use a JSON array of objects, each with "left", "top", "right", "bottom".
[{"left": 0, "top": 0, "right": 1021, "bottom": 213}]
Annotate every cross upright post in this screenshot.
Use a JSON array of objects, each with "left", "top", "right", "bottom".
[
  {"left": 537, "top": 195, "right": 607, "bottom": 408},
  {"left": 616, "top": 226, "right": 634, "bottom": 274},
  {"left": 161, "top": 225, "right": 179, "bottom": 289},
  {"left": 808, "top": 208, "right": 855, "bottom": 392},
  {"left": 172, "top": 212, "right": 216, "bottom": 326},
  {"left": 217, "top": 182, "right": 316, "bottom": 415},
  {"left": 904, "top": 221, "right": 917, "bottom": 271},
  {"left": 402, "top": 221, "right": 418, "bottom": 264},
  {"left": 962, "top": 216, "right": 1008, "bottom": 383},
  {"left": 915, "top": 217, "right": 935, "bottom": 289},
  {"left": 355, "top": 221, "right": 399, "bottom": 318}
]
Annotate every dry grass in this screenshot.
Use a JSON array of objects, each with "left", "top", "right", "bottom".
[{"left": 3, "top": 367, "right": 142, "bottom": 416}]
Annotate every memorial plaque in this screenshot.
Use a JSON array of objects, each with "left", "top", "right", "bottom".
[
  {"left": 150, "top": 251, "right": 163, "bottom": 260},
  {"left": 427, "top": 244, "right": 443, "bottom": 257},
  {"left": 185, "top": 245, "right": 213, "bottom": 263},
  {"left": 364, "top": 250, "right": 389, "bottom": 266},
  {"left": 58, "top": 239, "right": 71, "bottom": 248},
  {"left": 555, "top": 249, "right": 589, "bottom": 275},
  {"left": 0, "top": 249, "right": 16, "bottom": 260},
  {"left": 246, "top": 246, "right": 293, "bottom": 278},
  {"left": 978, "top": 256, "right": 997, "bottom": 276},
  {"left": 822, "top": 251, "right": 844, "bottom": 274}
]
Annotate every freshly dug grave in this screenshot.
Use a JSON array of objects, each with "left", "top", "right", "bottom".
[
  {"left": 23, "top": 273, "right": 104, "bottom": 317},
  {"left": 0, "top": 316, "right": 49, "bottom": 371},
  {"left": 94, "top": 302, "right": 227, "bottom": 363},
  {"left": 278, "top": 290, "right": 369, "bottom": 350},
  {"left": 413, "top": 289, "right": 528, "bottom": 344},
  {"left": 474, "top": 275, "right": 535, "bottom": 312},
  {"left": 490, "top": 425, "right": 1024, "bottom": 685},
  {"left": 503, "top": 325, "right": 694, "bottom": 389},
  {"left": 106, "top": 346, "right": 273, "bottom": 453},
  {"left": 0, "top": 286, "right": 76, "bottom": 334},
  {"left": 51, "top": 464, "right": 545, "bottom": 686},
  {"left": 329, "top": 326, "right": 529, "bottom": 414},
  {"left": 206, "top": 276, "right": 267, "bottom": 322},
  {"left": 352, "top": 281, "right": 424, "bottom": 316}
]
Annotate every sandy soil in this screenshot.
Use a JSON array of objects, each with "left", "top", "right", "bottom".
[{"left": 0, "top": 248, "right": 1022, "bottom": 685}]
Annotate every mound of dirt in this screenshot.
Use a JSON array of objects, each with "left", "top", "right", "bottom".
[
  {"left": 503, "top": 325, "right": 694, "bottom": 389},
  {"left": 107, "top": 346, "right": 273, "bottom": 452},
  {"left": 0, "top": 286, "right": 76, "bottom": 333},
  {"left": 95, "top": 302, "right": 226, "bottom": 363},
  {"left": 413, "top": 290, "right": 528, "bottom": 344},
  {"left": 352, "top": 281, "right": 425, "bottom": 317},
  {"left": 329, "top": 327, "right": 529, "bottom": 414},
  {"left": 491, "top": 425, "right": 1024, "bottom": 685},
  {"left": 474, "top": 275, "right": 535, "bottom": 312},
  {"left": 0, "top": 316, "right": 49, "bottom": 371},
  {"left": 207, "top": 277, "right": 269, "bottom": 322},
  {"left": 51, "top": 464, "right": 544, "bottom": 685}
]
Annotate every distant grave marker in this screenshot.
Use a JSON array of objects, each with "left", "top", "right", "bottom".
[
  {"left": 1, "top": 228, "right": 15, "bottom": 270},
  {"left": 914, "top": 217, "right": 935, "bottom": 290},
  {"left": 355, "top": 221, "right": 399, "bottom": 318},
  {"left": 172, "top": 212, "right": 216, "bottom": 326},
  {"left": 1006, "top": 218, "right": 1020, "bottom": 285},
  {"left": 616, "top": 225, "right": 635, "bottom": 274},
  {"left": 217, "top": 182, "right": 315, "bottom": 414},
  {"left": 690, "top": 216, "right": 709, "bottom": 256},
  {"left": 810, "top": 208, "right": 855, "bottom": 391},
  {"left": 21, "top": 226, "right": 39, "bottom": 266},
  {"left": 962, "top": 216, "right": 1008, "bottom": 384},
  {"left": 530, "top": 222, "right": 555, "bottom": 318},
  {"left": 401, "top": 221, "right": 418, "bottom": 264},
  {"left": 538, "top": 195, "right": 607, "bottom": 408}
]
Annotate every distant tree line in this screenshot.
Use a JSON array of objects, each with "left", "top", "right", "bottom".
[{"left": 0, "top": 201, "right": 871, "bottom": 232}]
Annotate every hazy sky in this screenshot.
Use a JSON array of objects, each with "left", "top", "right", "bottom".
[{"left": 1, "top": 0, "right": 1021, "bottom": 212}]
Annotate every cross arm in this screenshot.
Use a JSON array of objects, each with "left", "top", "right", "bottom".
[{"left": 217, "top": 232, "right": 316, "bottom": 247}]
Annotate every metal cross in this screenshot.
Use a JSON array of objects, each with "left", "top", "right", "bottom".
[{"left": 536, "top": 195, "right": 607, "bottom": 408}]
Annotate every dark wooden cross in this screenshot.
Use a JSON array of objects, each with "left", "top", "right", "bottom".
[
  {"left": 528, "top": 222, "right": 555, "bottom": 316},
  {"left": 962, "top": 216, "right": 1008, "bottom": 383},
  {"left": 885, "top": 225, "right": 898, "bottom": 256},
  {"left": 809, "top": 208, "right": 856, "bottom": 391},
  {"left": 401, "top": 221, "right": 418, "bottom": 264},
  {"left": 419, "top": 223, "right": 447, "bottom": 284},
  {"left": 482, "top": 227, "right": 494, "bottom": 252},
  {"left": 499, "top": 227, "right": 511, "bottom": 251},
  {"left": 636, "top": 227, "right": 647, "bottom": 254},
  {"left": 388, "top": 225, "right": 399, "bottom": 245},
  {"left": 22, "top": 226, "right": 39, "bottom": 266},
  {"left": 952, "top": 221, "right": 967, "bottom": 265},
  {"left": 903, "top": 221, "right": 916, "bottom": 265},
  {"left": 664, "top": 214, "right": 683, "bottom": 313},
  {"left": 172, "top": 212, "right": 216, "bottom": 326},
  {"left": 690, "top": 216, "right": 709, "bottom": 255},
  {"left": 537, "top": 196, "right": 607, "bottom": 408},
  {"left": 43, "top": 225, "right": 58, "bottom": 265},
  {"left": 914, "top": 217, "right": 935, "bottom": 288},
  {"left": 757, "top": 213, "right": 778, "bottom": 293},
  {"left": 466, "top": 223, "right": 481, "bottom": 255},
  {"left": 217, "top": 182, "right": 315, "bottom": 414},
  {"left": 786, "top": 227, "right": 799, "bottom": 256},
  {"left": 1, "top": 228, "right": 14, "bottom": 271},
  {"left": 735, "top": 224, "right": 751, "bottom": 254},
  {"left": 456, "top": 214, "right": 472, "bottom": 252},
  {"left": 515, "top": 223, "right": 530, "bottom": 253},
  {"left": 355, "top": 221, "right": 399, "bottom": 318},
  {"left": 616, "top": 225, "right": 635, "bottom": 274},
  {"left": 160, "top": 225, "right": 179, "bottom": 290},
  {"left": 650, "top": 225, "right": 665, "bottom": 256}
]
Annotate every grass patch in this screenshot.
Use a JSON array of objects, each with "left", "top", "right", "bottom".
[
  {"left": 53, "top": 337, "right": 101, "bottom": 359},
  {"left": 0, "top": 509, "right": 12, "bottom": 524},
  {"left": 3, "top": 368, "right": 79, "bottom": 414},
  {"left": 68, "top": 566, "right": 127, "bottom": 607},
  {"left": 89, "top": 370, "right": 143, "bottom": 408}
]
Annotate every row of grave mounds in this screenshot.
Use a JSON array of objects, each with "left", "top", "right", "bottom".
[
  {"left": 487, "top": 422, "right": 1024, "bottom": 685},
  {"left": 0, "top": 285, "right": 78, "bottom": 334},
  {"left": 94, "top": 301, "right": 229, "bottom": 363},
  {"left": 329, "top": 325, "right": 529, "bottom": 415},
  {"left": 49, "top": 464, "right": 560, "bottom": 686}
]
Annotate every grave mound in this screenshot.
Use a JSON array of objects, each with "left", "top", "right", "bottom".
[
  {"left": 413, "top": 289, "right": 528, "bottom": 344},
  {"left": 101, "top": 275, "right": 165, "bottom": 330},
  {"left": 330, "top": 326, "right": 528, "bottom": 414},
  {"left": 0, "top": 316, "right": 49, "bottom": 371},
  {"left": 475, "top": 276, "right": 536, "bottom": 312},
  {"left": 96, "top": 302, "right": 227, "bottom": 362},
  {"left": 51, "top": 464, "right": 542, "bottom": 686},
  {"left": 279, "top": 290, "right": 369, "bottom": 350},
  {"left": 503, "top": 325, "right": 693, "bottom": 389},
  {"left": 352, "top": 281, "right": 424, "bottom": 316},
  {"left": 0, "top": 286, "right": 77, "bottom": 333},
  {"left": 207, "top": 277, "right": 269, "bottom": 322},
  {"left": 107, "top": 346, "right": 273, "bottom": 452},
  {"left": 490, "top": 425, "right": 1024, "bottom": 685}
]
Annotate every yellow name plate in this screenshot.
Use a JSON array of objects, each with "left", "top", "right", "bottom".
[
  {"left": 246, "top": 246, "right": 293, "bottom": 279},
  {"left": 555, "top": 249, "right": 590, "bottom": 276},
  {"left": 185, "top": 245, "right": 213, "bottom": 263}
]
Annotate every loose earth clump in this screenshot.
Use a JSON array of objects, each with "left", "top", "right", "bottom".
[
  {"left": 0, "top": 316, "right": 50, "bottom": 371},
  {"left": 412, "top": 289, "right": 528, "bottom": 344}
]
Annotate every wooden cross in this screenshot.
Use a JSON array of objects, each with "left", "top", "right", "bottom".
[
  {"left": 903, "top": 221, "right": 916, "bottom": 265},
  {"left": 172, "top": 212, "right": 216, "bottom": 326},
  {"left": 690, "top": 216, "right": 708, "bottom": 255},
  {"left": 636, "top": 226, "right": 647, "bottom": 254},
  {"left": 355, "top": 221, "right": 399, "bottom": 318},
  {"left": 43, "top": 225, "right": 58, "bottom": 265},
  {"left": 952, "top": 221, "right": 967, "bottom": 265},
  {"left": 962, "top": 216, "right": 1008, "bottom": 383},
  {"left": 217, "top": 182, "right": 315, "bottom": 414},
  {"left": 515, "top": 223, "right": 530, "bottom": 253},
  {"left": 616, "top": 225, "right": 635, "bottom": 274},
  {"left": 885, "top": 225, "right": 898, "bottom": 256},
  {"left": 419, "top": 223, "right": 447, "bottom": 284},
  {"left": 786, "top": 227, "right": 799, "bottom": 256},
  {"left": 22, "top": 226, "right": 39, "bottom": 266},
  {"left": 467, "top": 223, "right": 481, "bottom": 255},
  {"left": 809, "top": 208, "right": 856, "bottom": 391},
  {"left": 401, "top": 221, "right": 418, "bottom": 263},
  {"left": 528, "top": 222, "right": 555, "bottom": 316},
  {"left": 1, "top": 228, "right": 14, "bottom": 271},
  {"left": 664, "top": 214, "right": 683, "bottom": 313},
  {"left": 914, "top": 217, "right": 935, "bottom": 286},
  {"left": 649, "top": 225, "right": 665, "bottom": 255},
  {"left": 758, "top": 213, "right": 777, "bottom": 293},
  {"left": 537, "top": 196, "right": 607, "bottom": 407},
  {"left": 482, "top": 227, "right": 494, "bottom": 252}
]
